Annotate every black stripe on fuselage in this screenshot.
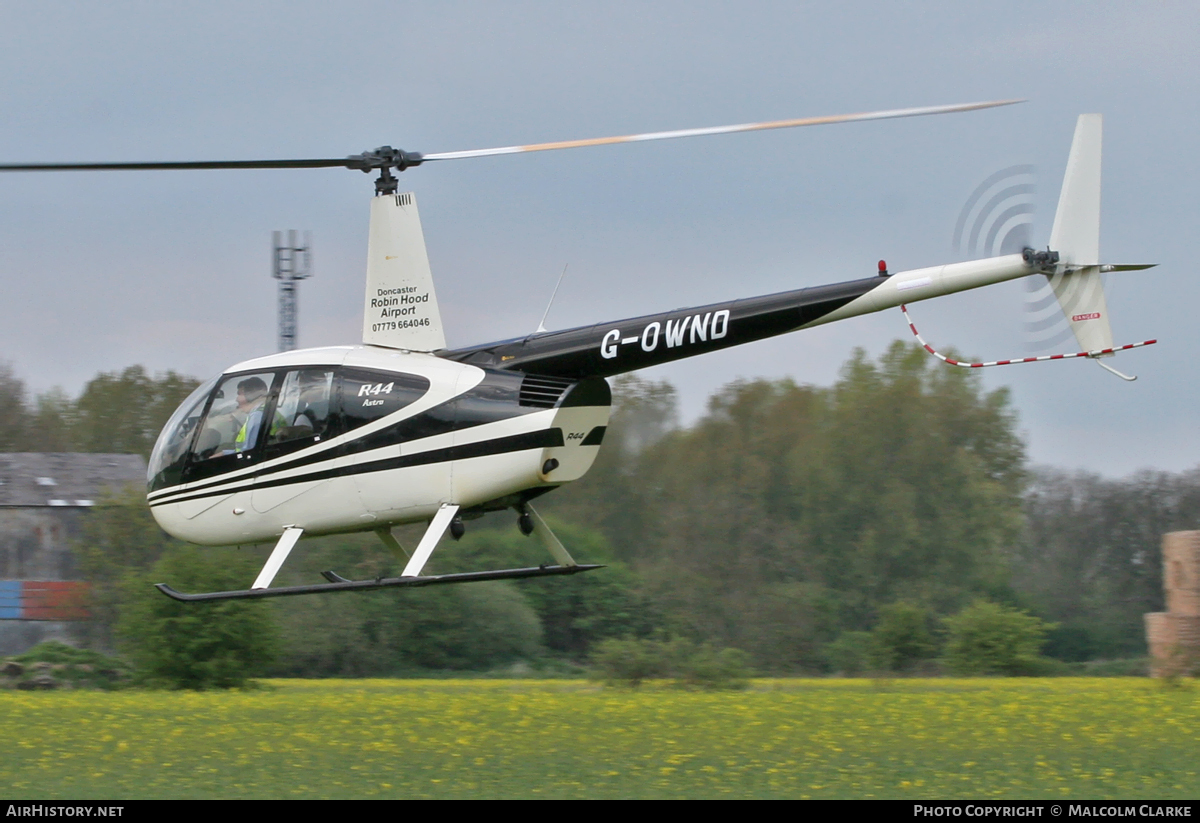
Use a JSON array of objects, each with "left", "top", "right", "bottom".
[
  {"left": 148, "top": 428, "right": 565, "bottom": 509},
  {"left": 442, "top": 276, "right": 884, "bottom": 377}
]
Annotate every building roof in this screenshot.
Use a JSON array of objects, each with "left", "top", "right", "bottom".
[{"left": 0, "top": 454, "right": 145, "bottom": 508}]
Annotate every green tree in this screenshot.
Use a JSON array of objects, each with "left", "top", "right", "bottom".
[
  {"left": 872, "top": 601, "right": 937, "bottom": 672},
  {"left": 672, "top": 640, "right": 752, "bottom": 690},
  {"left": 547, "top": 374, "right": 678, "bottom": 548},
  {"left": 1016, "top": 467, "right": 1200, "bottom": 660},
  {"left": 0, "top": 362, "right": 199, "bottom": 455},
  {"left": 28, "top": 388, "right": 78, "bottom": 452},
  {"left": 442, "top": 518, "right": 658, "bottom": 658},
  {"left": 0, "top": 362, "right": 30, "bottom": 450},
  {"left": 941, "top": 600, "right": 1054, "bottom": 676},
  {"left": 381, "top": 582, "right": 544, "bottom": 671},
  {"left": 73, "top": 366, "right": 200, "bottom": 457},
  {"left": 74, "top": 486, "right": 178, "bottom": 649},
  {"left": 118, "top": 545, "right": 278, "bottom": 689},
  {"left": 597, "top": 342, "right": 1026, "bottom": 671},
  {"left": 589, "top": 636, "right": 750, "bottom": 689},
  {"left": 73, "top": 488, "right": 279, "bottom": 688},
  {"left": 791, "top": 343, "right": 1024, "bottom": 623},
  {"left": 823, "top": 631, "right": 880, "bottom": 676},
  {"left": 590, "top": 637, "right": 668, "bottom": 687},
  {"left": 268, "top": 530, "right": 547, "bottom": 675}
]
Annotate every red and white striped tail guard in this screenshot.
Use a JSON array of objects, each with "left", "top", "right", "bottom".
[{"left": 901, "top": 304, "right": 1156, "bottom": 369}]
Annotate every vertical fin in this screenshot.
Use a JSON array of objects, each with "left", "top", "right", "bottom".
[
  {"left": 1050, "top": 114, "right": 1102, "bottom": 266},
  {"left": 1048, "top": 114, "right": 1113, "bottom": 353},
  {"left": 362, "top": 192, "right": 447, "bottom": 351}
]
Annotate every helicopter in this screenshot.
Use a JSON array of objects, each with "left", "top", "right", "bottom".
[{"left": 0, "top": 101, "right": 1155, "bottom": 601}]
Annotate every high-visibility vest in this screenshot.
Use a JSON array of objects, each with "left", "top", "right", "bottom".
[{"left": 235, "top": 407, "right": 287, "bottom": 452}]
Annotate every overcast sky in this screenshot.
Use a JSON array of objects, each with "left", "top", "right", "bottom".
[{"left": 0, "top": 1, "right": 1196, "bottom": 476}]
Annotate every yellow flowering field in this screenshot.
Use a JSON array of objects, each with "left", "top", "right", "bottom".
[{"left": 1, "top": 678, "right": 1197, "bottom": 799}]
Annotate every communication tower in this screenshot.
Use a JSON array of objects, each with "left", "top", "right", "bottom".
[{"left": 272, "top": 230, "right": 313, "bottom": 352}]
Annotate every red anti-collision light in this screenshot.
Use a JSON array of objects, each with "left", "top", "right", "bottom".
[{"left": 878, "top": 260, "right": 888, "bottom": 273}]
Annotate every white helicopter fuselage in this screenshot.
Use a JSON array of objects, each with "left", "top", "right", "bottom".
[{"left": 147, "top": 344, "right": 610, "bottom": 546}]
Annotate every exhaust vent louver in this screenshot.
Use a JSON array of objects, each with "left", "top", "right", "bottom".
[{"left": 519, "top": 374, "right": 574, "bottom": 408}]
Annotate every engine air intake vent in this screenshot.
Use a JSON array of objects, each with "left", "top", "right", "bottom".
[{"left": 519, "top": 374, "right": 574, "bottom": 408}]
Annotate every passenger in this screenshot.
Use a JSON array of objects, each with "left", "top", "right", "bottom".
[{"left": 292, "top": 371, "right": 331, "bottom": 431}]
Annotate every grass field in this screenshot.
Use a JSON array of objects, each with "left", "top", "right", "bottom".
[{"left": 1, "top": 678, "right": 1197, "bottom": 799}]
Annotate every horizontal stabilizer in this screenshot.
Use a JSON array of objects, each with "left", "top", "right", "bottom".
[{"left": 1101, "top": 264, "right": 1156, "bottom": 272}]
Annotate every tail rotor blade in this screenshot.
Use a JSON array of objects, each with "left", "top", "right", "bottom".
[{"left": 952, "top": 164, "right": 1037, "bottom": 260}]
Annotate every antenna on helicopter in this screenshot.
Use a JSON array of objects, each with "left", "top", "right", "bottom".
[
  {"left": 536, "top": 264, "right": 569, "bottom": 334},
  {"left": 272, "top": 230, "right": 312, "bottom": 352}
]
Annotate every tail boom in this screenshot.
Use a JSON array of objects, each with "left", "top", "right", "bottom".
[
  {"left": 442, "top": 253, "right": 1039, "bottom": 379},
  {"left": 805, "top": 253, "right": 1035, "bottom": 328}
]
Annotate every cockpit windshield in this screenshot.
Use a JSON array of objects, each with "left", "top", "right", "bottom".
[{"left": 146, "top": 374, "right": 220, "bottom": 490}]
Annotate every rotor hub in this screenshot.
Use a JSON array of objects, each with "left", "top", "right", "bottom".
[
  {"left": 1022, "top": 246, "right": 1060, "bottom": 272},
  {"left": 344, "top": 146, "right": 424, "bottom": 195}
]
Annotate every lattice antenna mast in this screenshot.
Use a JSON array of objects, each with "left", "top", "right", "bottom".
[{"left": 272, "top": 230, "right": 313, "bottom": 352}]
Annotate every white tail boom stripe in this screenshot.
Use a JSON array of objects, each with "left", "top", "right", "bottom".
[{"left": 901, "top": 304, "right": 1155, "bottom": 369}]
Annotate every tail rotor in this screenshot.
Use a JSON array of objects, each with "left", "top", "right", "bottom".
[
  {"left": 926, "top": 114, "right": 1157, "bottom": 379},
  {"left": 952, "top": 164, "right": 1036, "bottom": 260}
]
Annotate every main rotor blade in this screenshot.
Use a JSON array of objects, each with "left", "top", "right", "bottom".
[
  {"left": 420, "top": 99, "right": 1023, "bottom": 161},
  {"left": 0, "top": 100, "right": 1020, "bottom": 175},
  {"left": 0, "top": 158, "right": 354, "bottom": 172}
]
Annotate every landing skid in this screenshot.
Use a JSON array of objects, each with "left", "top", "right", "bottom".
[
  {"left": 155, "top": 501, "right": 597, "bottom": 603},
  {"left": 156, "top": 563, "right": 603, "bottom": 602}
]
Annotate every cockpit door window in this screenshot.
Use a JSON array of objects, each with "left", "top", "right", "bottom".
[
  {"left": 183, "top": 371, "right": 280, "bottom": 482},
  {"left": 261, "top": 369, "right": 336, "bottom": 460}
]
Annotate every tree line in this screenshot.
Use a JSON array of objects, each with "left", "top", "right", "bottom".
[
  {"left": 0, "top": 363, "right": 198, "bottom": 457},
  {"left": 2, "top": 346, "right": 1193, "bottom": 683}
]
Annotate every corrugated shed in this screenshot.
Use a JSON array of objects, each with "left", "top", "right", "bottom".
[{"left": 0, "top": 453, "right": 145, "bottom": 507}]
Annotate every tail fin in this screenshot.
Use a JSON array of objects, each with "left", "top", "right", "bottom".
[
  {"left": 361, "top": 192, "right": 447, "bottom": 352},
  {"left": 1046, "top": 114, "right": 1113, "bottom": 354}
]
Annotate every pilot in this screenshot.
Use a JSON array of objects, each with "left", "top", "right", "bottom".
[{"left": 233, "top": 377, "right": 282, "bottom": 452}]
